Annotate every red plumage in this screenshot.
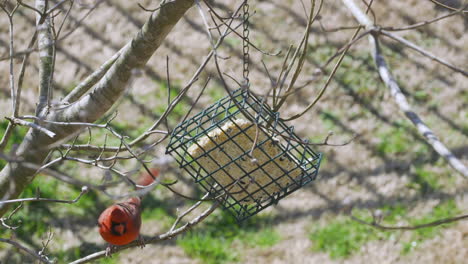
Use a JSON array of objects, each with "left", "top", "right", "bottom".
[
  {"left": 98, "top": 168, "right": 159, "bottom": 246},
  {"left": 98, "top": 197, "right": 142, "bottom": 246}
]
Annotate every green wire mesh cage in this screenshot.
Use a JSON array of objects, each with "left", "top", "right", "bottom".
[{"left": 166, "top": 88, "right": 322, "bottom": 222}]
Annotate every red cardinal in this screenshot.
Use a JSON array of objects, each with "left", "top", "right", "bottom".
[{"left": 98, "top": 168, "right": 159, "bottom": 246}]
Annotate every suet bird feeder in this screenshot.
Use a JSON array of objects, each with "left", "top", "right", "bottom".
[{"left": 166, "top": 88, "right": 322, "bottom": 222}]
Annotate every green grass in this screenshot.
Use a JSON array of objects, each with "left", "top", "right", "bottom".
[
  {"left": 412, "top": 90, "right": 431, "bottom": 103},
  {"left": 376, "top": 120, "right": 431, "bottom": 159},
  {"left": 179, "top": 231, "right": 239, "bottom": 264},
  {"left": 310, "top": 45, "right": 381, "bottom": 100},
  {"left": 309, "top": 207, "right": 400, "bottom": 259},
  {"left": 311, "top": 218, "right": 373, "bottom": 258},
  {"left": 407, "top": 166, "right": 440, "bottom": 194},
  {"left": 0, "top": 175, "right": 102, "bottom": 259},
  {"left": 0, "top": 120, "right": 29, "bottom": 169},
  {"left": 141, "top": 205, "right": 176, "bottom": 230},
  {"left": 377, "top": 127, "right": 411, "bottom": 155},
  {"left": 310, "top": 200, "right": 459, "bottom": 258},
  {"left": 402, "top": 199, "right": 460, "bottom": 254},
  {"left": 319, "top": 110, "right": 339, "bottom": 131},
  {"left": 153, "top": 80, "right": 191, "bottom": 121},
  {"left": 207, "top": 86, "right": 226, "bottom": 103},
  {"left": 224, "top": 36, "right": 242, "bottom": 48},
  {"left": 178, "top": 211, "right": 281, "bottom": 264}
]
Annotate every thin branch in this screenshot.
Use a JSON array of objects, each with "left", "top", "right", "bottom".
[
  {"left": 273, "top": 0, "right": 322, "bottom": 112},
  {"left": 57, "top": 0, "right": 104, "bottom": 42},
  {"left": 62, "top": 47, "right": 122, "bottom": 104},
  {"left": 283, "top": 131, "right": 358, "bottom": 146},
  {"left": 129, "top": 8, "right": 243, "bottom": 146},
  {"left": 0, "top": 203, "right": 23, "bottom": 230},
  {"left": 281, "top": 28, "right": 368, "bottom": 121},
  {"left": 382, "top": 4, "right": 467, "bottom": 31},
  {"left": 0, "top": 186, "right": 88, "bottom": 205},
  {"left": 0, "top": 3, "right": 20, "bottom": 152},
  {"left": 16, "top": 31, "right": 38, "bottom": 116},
  {"left": 54, "top": 0, "right": 74, "bottom": 39},
  {"left": 428, "top": 0, "right": 468, "bottom": 12},
  {"left": 0, "top": 123, "right": 15, "bottom": 152},
  {"left": 281, "top": 0, "right": 376, "bottom": 121},
  {"left": 319, "top": 22, "right": 362, "bottom": 32},
  {"left": 379, "top": 30, "right": 468, "bottom": 77},
  {"left": 0, "top": 238, "right": 52, "bottom": 263},
  {"left": 319, "top": 29, "right": 370, "bottom": 69},
  {"left": 170, "top": 192, "right": 210, "bottom": 232},
  {"left": 341, "top": 0, "right": 468, "bottom": 178},
  {"left": 5, "top": 117, "right": 56, "bottom": 138},
  {"left": 203, "top": 0, "right": 280, "bottom": 56},
  {"left": 46, "top": 0, "right": 72, "bottom": 15},
  {"left": 38, "top": 227, "right": 54, "bottom": 262},
  {"left": 17, "top": 0, "right": 43, "bottom": 16},
  {"left": 69, "top": 201, "right": 220, "bottom": 264},
  {"left": 1, "top": 3, "right": 18, "bottom": 116},
  {"left": 351, "top": 213, "right": 468, "bottom": 231}
]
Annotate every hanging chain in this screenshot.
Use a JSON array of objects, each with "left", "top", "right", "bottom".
[{"left": 242, "top": 0, "right": 250, "bottom": 86}]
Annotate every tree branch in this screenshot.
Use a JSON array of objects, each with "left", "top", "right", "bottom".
[
  {"left": 0, "top": 186, "right": 88, "bottom": 205},
  {"left": 379, "top": 30, "right": 468, "bottom": 77},
  {"left": 35, "top": 0, "right": 55, "bottom": 117},
  {"left": 351, "top": 212, "right": 468, "bottom": 230},
  {"left": 0, "top": 238, "right": 52, "bottom": 263},
  {"left": 62, "top": 48, "right": 122, "bottom": 104},
  {"left": 5, "top": 117, "right": 56, "bottom": 138},
  {"left": 341, "top": 0, "right": 468, "bottom": 178},
  {"left": 69, "top": 201, "right": 219, "bottom": 264}
]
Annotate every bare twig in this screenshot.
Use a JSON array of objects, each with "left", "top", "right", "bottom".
[
  {"left": 0, "top": 3, "right": 20, "bottom": 152},
  {"left": 203, "top": 0, "right": 280, "bottom": 56},
  {"left": 0, "top": 203, "right": 23, "bottom": 230},
  {"left": 379, "top": 30, "right": 468, "bottom": 77},
  {"left": 1, "top": 3, "right": 19, "bottom": 115},
  {"left": 428, "top": 0, "right": 468, "bottom": 12},
  {"left": 351, "top": 212, "right": 468, "bottom": 231},
  {"left": 5, "top": 117, "right": 56, "bottom": 138},
  {"left": 54, "top": 0, "right": 74, "bottom": 39},
  {"left": 0, "top": 238, "right": 52, "bottom": 263},
  {"left": 0, "top": 123, "right": 14, "bottom": 152},
  {"left": 16, "top": 31, "right": 38, "bottom": 116},
  {"left": 62, "top": 47, "right": 123, "bottom": 104},
  {"left": 129, "top": 4, "right": 245, "bottom": 147},
  {"left": 46, "top": 0, "right": 72, "bottom": 15},
  {"left": 69, "top": 201, "right": 219, "bottom": 264},
  {"left": 170, "top": 192, "right": 210, "bottom": 232},
  {"left": 281, "top": 0, "right": 376, "bottom": 121},
  {"left": 17, "top": 0, "right": 43, "bottom": 16},
  {"left": 284, "top": 131, "right": 358, "bottom": 146},
  {"left": 382, "top": 4, "right": 467, "bottom": 31},
  {"left": 281, "top": 29, "right": 366, "bottom": 121},
  {"left": 38, "top": 227, "right": 54, "bottom": 262},
  {"left": 273, "top": 0, "right": 322, "bottom": 112},
  {"left": 0, "top": 186, "right": 88, "bottom": 205}
]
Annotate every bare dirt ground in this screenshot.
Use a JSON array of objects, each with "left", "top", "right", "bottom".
[{"left": 0, "top": 0, "right": 467, "bottom": 263}]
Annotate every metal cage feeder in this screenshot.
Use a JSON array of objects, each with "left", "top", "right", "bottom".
[{"left": 166, "top": 88, "right": 322, "bottom": 222}]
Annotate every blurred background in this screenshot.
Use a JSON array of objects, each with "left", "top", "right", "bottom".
[{"left": 0, "top": 0, "right": 467, "bottom": 263}]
